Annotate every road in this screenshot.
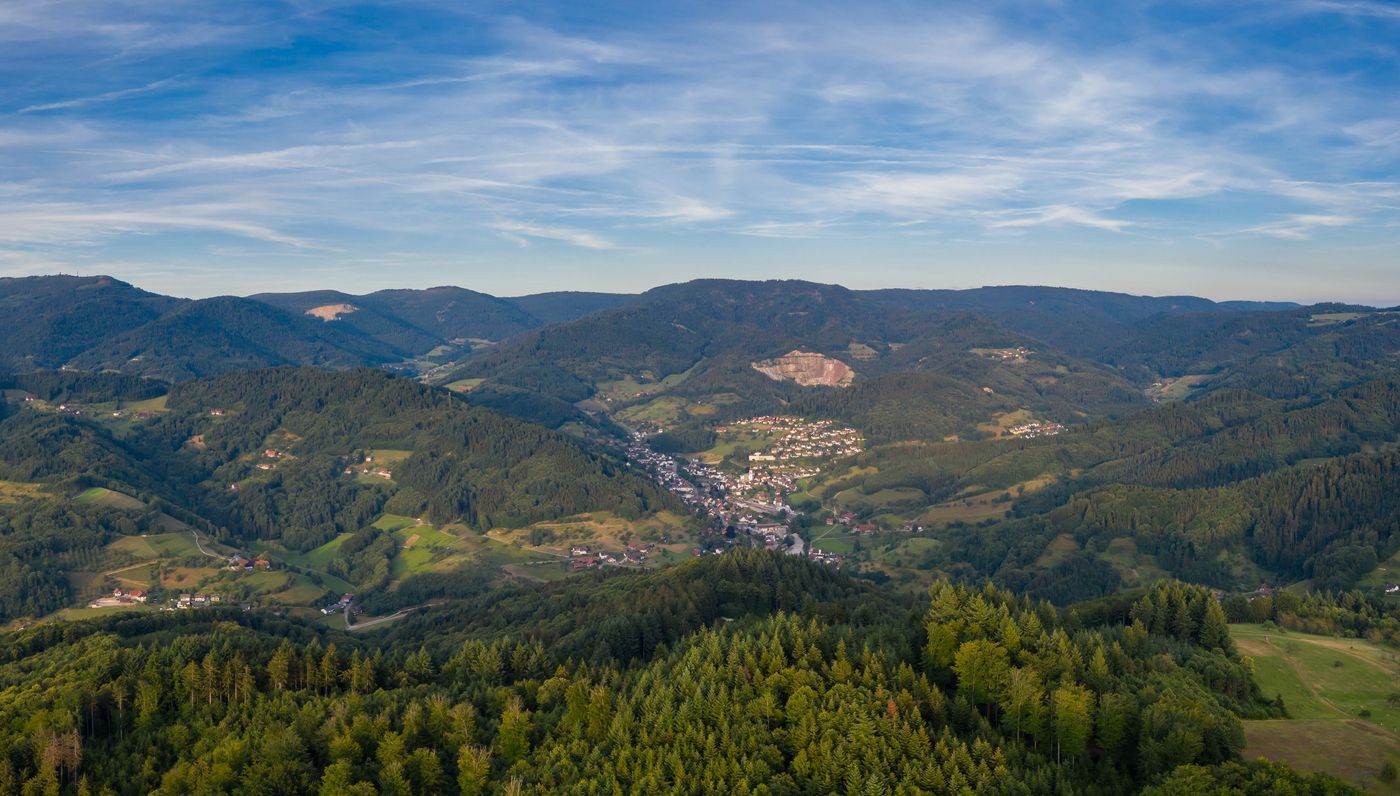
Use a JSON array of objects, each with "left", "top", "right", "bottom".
[
  {"left": 190, "top": 530, "right": 222, "bottom": 559},
  {"left": 345, "top": 601, "right": 442, "bottom": 632}
]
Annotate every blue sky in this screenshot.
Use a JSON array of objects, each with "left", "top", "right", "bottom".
[{"left": 1, "top": 1, "right": 1397, "bottom": 302}]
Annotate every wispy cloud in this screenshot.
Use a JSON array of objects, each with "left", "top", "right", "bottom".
[
  {"left": 18, "top": 77, "right": 180, "bottom": 113},
  {"left": 987, "top": 205, "right": 1132, "bottom": 233},
  {"left": 1238, "top": 213, "right": 1357, "bottom": 239},
  {"left": 491, "top": 220, "right": 616, "bottom": 250},
  {"left": 0, "top": 2, "right": 1395, "bottom": 295}
]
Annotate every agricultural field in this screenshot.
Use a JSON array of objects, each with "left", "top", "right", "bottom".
[
  {"left": 0, "top": 480, "right": 43, "bottom": 502},
  {"left": 976, "top": 409, "right": 1033, "bottom": 438},
  {"left": 488, "top": 510, "right": 697, "bottom": 564},
  {"left": 75, "top": 487, "right": 146, "bottom": 511},
  {"left": 913, "top": 475, "right": 1053, "bottom": 528},
  {"left": 595, "top": 365, "right": 696, "bottom": 403},
  {"left": 106, "top": 530, "right": 210, "bottom": 560},
  {"left": 1144, "top": 374, "right": 1210, "bottom": 402},
  {"left": 1232, "top": 623, "right": 1400, "bottom": 793},
  {"left": 1096, "top": 537, "right": 1171, "bottom": 588},
  {"left": 614, "top": 392, "right": 741, "bottom": 430},
  {"left": 1355, "top": 548, "right": 1400, "bottom": 598}
]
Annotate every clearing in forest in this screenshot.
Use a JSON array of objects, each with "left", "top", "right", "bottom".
[{"left": 1231, "top": 623, "right": 1400, "bottom": 793}]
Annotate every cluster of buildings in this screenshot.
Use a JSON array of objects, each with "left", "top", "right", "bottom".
[
  {"left": 977, "top": 346, "right": 1033, "bottom": 361},
  {"left": 89, "top": 587, "right": 149, "bottom": 608},
  {"left": 743, "top": 417, "right": 862, "bottom": 461},
  {"left": 618, "top": 415, "right": 876, "bottom": 569},
  {"left": 568, "top": 544, "right": 654, "bottom": 570},
  {"left": 226, "top": 553, "right": 272, "bottom": 571},
  {"left": 321, "top": 593, "right": 354, "bottom": 615},
  {"left": 343, "top": 454, "right": 392, "bottom": 479},
  {"left": 173, "top": 593, "right": 222, "bottom": 610},
  {"left": 1008, "top": 421, "right": 1064, "bottom": 438}
]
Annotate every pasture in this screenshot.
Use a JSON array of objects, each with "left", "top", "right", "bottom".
[
  {"left": 1231, "top": 623, "right": 1400, "bottom": 793},
  {"left": 0, "top": 480, "right": 43, "bottom": 502}
]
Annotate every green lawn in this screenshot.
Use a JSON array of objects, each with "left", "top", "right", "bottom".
[
  {"left": 1231, "top": 623, "right": 1400, "bottom": 792},
  {"left": 107, "top": 531, "right": 202, "bottom": 560},
  {"left": 75, "top": 487, "right": 146, "bottom": 510},
  {"left": 812, "top": 534, "right": 856, "bottom": 554}
]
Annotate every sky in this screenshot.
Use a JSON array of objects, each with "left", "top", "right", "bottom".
[{"left": 0, "top": 1, "right": 1398, "bottom": 303}]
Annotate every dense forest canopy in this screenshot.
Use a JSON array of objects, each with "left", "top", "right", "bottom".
[{"left": 0, "top": 553, "right": 1361, "bottom": 795}]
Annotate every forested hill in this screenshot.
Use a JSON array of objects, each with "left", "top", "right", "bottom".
[
  {"left": 146, "top": 368, "right": 672, "bottom": 538},
  {"left": 447, "top": 279, "right": 1310, "bottom": 435},
  {"left": 0, "top": 368, "right": 677, "bottom": 621},
  {"left": 0, "top": 276, "right": 638, "bottom": 382},
  {"left": 0, "top": 552, "right": 1356, "bottom": 795},
  {"left": 0, "top": 274, "right": 1316, "bottom": 391}
]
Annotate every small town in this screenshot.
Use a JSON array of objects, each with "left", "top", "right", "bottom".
[
  {"left": 618, "top": 415, "right": 868, "bottom": 568},
  {"left": 1007, "top": 421, "right": 1064, "bottom": 438}
]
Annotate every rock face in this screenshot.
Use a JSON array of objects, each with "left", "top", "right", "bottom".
[
  {"left": 751, "top": 350, "right": 855, "bottom": 387},
  {"left": 305, "top": 303, "right": 358, "bottom": 321}
]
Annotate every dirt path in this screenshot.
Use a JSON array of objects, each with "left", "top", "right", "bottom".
[
  {"left": 1260, "top": 633, "right": 1395, "bottom": 718},
  {"left": 346, "top": 601, "right": 441, "bottom": 632},
  {"left": 190, "top": 530, "right": 222, "bottom": 559}
]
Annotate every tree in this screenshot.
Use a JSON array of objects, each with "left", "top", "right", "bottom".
[
  {"left": 495, "top": 695, "right": 531, "bottom": 765},
  {"left": 999, "top": 667, "right": 1044, "bottom": 742},
  {"left": 457, "top": 745, "right": 490, "bottom": 796},
  {"left": 953, "top": 639, "right": 1010, "bottom": 716},
  {"left": 1051, "top": 684, "right": 1094, "bottom": 764}
]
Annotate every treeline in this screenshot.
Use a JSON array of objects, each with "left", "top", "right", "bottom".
[
  {"left": 1222, "top": 588, "right": 1400, "bottom": 646},
  {"left": 0, "top": 553, "right": 1354, "bottom": 795},
  {"left": 0, "top": 371, "right": 166, "bottom": 404}
]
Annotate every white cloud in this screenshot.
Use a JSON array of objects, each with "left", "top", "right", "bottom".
[
  {"left": 987, "top": 205, "right": 1132, "bottom": 233},
  {"left": 1239, "top": 214, "right": 1357, "bottom": 239},
  {"left": 491, "top": 220, "right": 616, "bottom": 250},
  {"left": 19, "top": 77, "right": 180, "bottom": 113}
]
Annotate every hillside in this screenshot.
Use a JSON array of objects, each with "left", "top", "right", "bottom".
[
  {"left": 0, "top": 275, "right": 181, "bottom": 369},
  {"left": 0, "top": 554, "right": 1357, "bottom": 795},
  {"left": 450, "top": 280, "right": 1154, "bottom": 435},
  {"left": 0, "top": 368, "right": 678, "bottom": 623},
  {"left": 67, "top": 296, "right": 404, "bottom": 380}
]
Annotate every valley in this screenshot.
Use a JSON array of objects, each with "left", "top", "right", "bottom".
[{"left": 1, "top": 275, "right": 1398, "bottom": 795}]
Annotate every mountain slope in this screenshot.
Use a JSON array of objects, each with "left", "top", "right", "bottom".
[
  {"left": 67, "top": 297, "right": 402, "bottom": 381},
  {"left": 0, "top": 275, "right": 181, "bottom": 369},
  {"left": 453, "top": 279, "right": 1150, "bottom": 435},
  {"left": 0, "top": 367, "right": 678, "bottom": 620}
]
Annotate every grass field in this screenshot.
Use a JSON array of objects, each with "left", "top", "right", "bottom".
[
  {"left": 811, "top": 533, "right": 856, "bottom": 554},
  {"left": 1356, "top": 548, "right": 1400, "bottom": 596},
  {"left": 76, "top": 487, "right": 146, "bottom": 510},
  {"left": 1232, "top": 623, "right": 1400, "bottom": 792},
  {"left": 1145, "top": 374, "right": 1211, "bottom": 401},
  {"left": 596, "top": 365, "right": 696, "bottom": 403},
  {"left": 0, "top": 480, "right": 43, "bottom": 502},
  {"left": 107, "top": 531, "right": 204, "bottom": 560},
  {"left": 976, "top": 409, "right": 1033, "bottom": 437},
  {"left": 489, "top": 510, "right": 696, "bottom": 565},
  {"left": 1097, "top": 537, "right": 1171, "bottom": 588}
]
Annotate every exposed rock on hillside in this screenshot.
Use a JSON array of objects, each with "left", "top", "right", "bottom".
[
  {"left": 305, "top": 303, "right": 358, "bottom": 321},
  {"left": 751, "top": 350, "right": 855, "bottom": 387}
]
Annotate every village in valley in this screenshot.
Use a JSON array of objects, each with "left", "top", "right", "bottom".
[{"left": 615, "top": 415, "right": 871, "bottom": 569}]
